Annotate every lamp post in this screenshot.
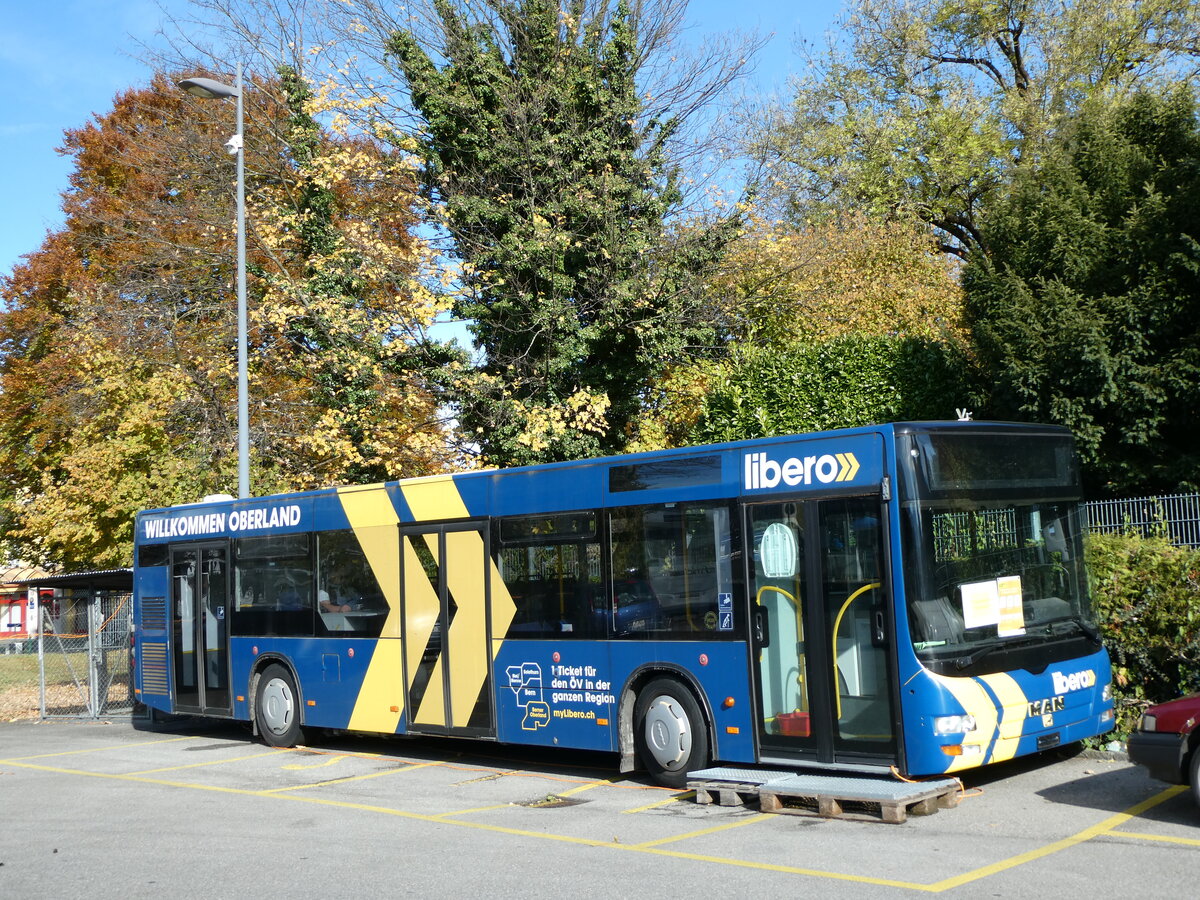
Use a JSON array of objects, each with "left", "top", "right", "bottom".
[{"left": 178, "top": 64, "right": 250, "bottom": 499}]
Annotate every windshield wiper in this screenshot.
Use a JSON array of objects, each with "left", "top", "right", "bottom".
[
  {"left": 1036, "top": 617, "right": 1102, "bottom": 642},
  {"left": 953, "top": 635, "right": 1046, "bottom": 670}
]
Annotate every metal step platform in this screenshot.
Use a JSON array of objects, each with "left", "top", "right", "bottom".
[{"left": 687, "top": 766, "right": 962, "bottom": 824}]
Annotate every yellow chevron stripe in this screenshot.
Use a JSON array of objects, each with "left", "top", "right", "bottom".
[
  {"left": 489, "top": 557, "right": 517, "bottom": 662},
  {"left": 400, "top": 476, "right": 469, "bottom": 522},
  {"left": 338, "top": 486, "right": 404, "bottom": 734},
  {"left": 980, "top": 672, "right": 1029, "bottom": 763},
  {"left": 927, "top": 672, "right": 997, "bottom": 773},
  {"left": 444, "top": 529, "right": 489, "bottom": 728}
]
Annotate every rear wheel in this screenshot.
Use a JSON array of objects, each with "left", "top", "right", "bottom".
[
  {"left": 634, "top": 677, "right": 709, "bottom": 788},
  {"left": 255, "top": 663, "right": 302, "bottom": 747}
]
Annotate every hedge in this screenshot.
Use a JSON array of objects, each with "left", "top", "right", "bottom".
[{"left": 1086, "top": 531, "right": 1200, "bottom": 739}]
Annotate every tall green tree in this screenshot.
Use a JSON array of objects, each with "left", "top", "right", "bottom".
[
  {"left": 963, "top": 88, "right": 1200, "bottom": 495},
  {"left": 755, "top": 0, "right": 1200, "bottom": 258},
  {"left": 386, "top": 0, "right": 742, "bottom": 465}
]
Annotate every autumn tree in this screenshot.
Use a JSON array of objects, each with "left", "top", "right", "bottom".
[
  {"left": 709, "top": 215, "right": 966, "bottom": 347},
  {"left": 249, "top": 65, "right": 463, "bottom": 487},
  {"left": 630, "top": 215, "right": 972, "bottom": 449},
  {"left": 753, "top": 0, "right": 1200, "bottom": 258},
  {"left": 0, "top": 71, "right": 455, "bottom": 569},
  {"left": 963, "top": 88, "right": 1200, "bottom": 495}
]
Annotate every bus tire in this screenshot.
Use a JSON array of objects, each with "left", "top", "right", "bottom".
[
  {"left": 255, "top": 663, "right": 302, "bottom": 748},
  {"left": 634, "top": 677, "right": 709, "bottom": 788}
]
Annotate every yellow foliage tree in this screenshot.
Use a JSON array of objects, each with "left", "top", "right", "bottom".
[
  {"left": 711, "top": 215, "right": 966, "bottom": 347},
  {"left": 628, "top": 215, "right": 967, "bottom": 451}
]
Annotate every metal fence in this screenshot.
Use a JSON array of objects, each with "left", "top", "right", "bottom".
[
  {"left": 0, "top": 591, "right": 134, "bottom": 721},
  {"left": 1084, "top": 493, "right": 1200, "bottom": 548}
]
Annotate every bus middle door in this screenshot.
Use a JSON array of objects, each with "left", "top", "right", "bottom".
[{"left": 400, "top": 522, "right": 494, "bottom": 737}]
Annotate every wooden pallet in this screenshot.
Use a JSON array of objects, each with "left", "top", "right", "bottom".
[
  {"left": 758, "top": 780, "right": 960, "bottom": 824},
  {"left": 687, "top": 768, "right": 961, "bottom": 825},
  {"left": 692, "top": 780, "right": 763, "bottom": 808}
]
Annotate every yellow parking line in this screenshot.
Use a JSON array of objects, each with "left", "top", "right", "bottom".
[
  {"left": 632, "top": 813, "right": 771, "bottom": 848},
  {"left": 5, "top": 753, "right": 1188, "bottom": 893},
  {"left": 0, "top": 735, "right": 193, "bottom": 762},
  {"left": 623, "top": 790, "right": 694, "bottom": 814},
  {"left": 558, "top": 779, "right": 611, "bottom": 797},
  {"left": 259, "top": 760, "right": 444, "bottom": 794},
  {"left": 128, "top": 749, "right": 291, "bottom": 775},
  {"left": 925, "top": 785, "right": 1188, "bottom": 893},
  {"left": 1109, "top": 830, "right": 1200, "bottom": 848},
  {"left": 620, "top": 844, "right": 931, "bottom": 890},
  {"left": 435, "top": 804, "right": 514, "bottom": 818},
  {"left": 283, "top": 754, "right": 348, "bottom": 770}
]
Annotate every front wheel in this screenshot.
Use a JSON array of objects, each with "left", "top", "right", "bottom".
[
  {"left": 255, "top": 663, "right": 302, "bottom": 747},
  {"left": 634, "top": 677, "right": 709, "bottom": 788}
]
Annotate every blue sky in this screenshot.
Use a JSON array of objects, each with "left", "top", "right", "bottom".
[{"left": 0, "top": 0, "right": 844, "bottom": 282}]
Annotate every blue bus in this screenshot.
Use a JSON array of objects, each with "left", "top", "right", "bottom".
[{"left": 132, "top": 421, "right": 1113, "bottom": 786}]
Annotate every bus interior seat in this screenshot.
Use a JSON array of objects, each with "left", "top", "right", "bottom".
[{"left": 911, "top": 595, "right": 964, "bottom": 644}]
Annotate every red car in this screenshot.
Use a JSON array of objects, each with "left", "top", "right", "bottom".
[{"left": 1127, "top": 693, "right": 1200, "bottom": 806}]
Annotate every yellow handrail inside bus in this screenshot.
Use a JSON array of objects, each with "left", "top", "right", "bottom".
[
  {"left": 755, "top": 585, "right": 807, "bottom": 716},
  {"left": 832, "top": 582, "right": 881, "bottom": 720}
]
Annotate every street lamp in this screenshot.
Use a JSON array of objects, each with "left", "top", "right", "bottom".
[{"left": 178, "top": 64, "right": 250, "bottom": 499}]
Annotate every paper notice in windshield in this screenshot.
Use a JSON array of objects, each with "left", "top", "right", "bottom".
[
  {"left": 996, "top": 576, "right": 1026, "bottom": 636},
  {"left": 960, "top": 576, "right": 1027, "bottom": 635},
  {"left": 961, "top": 579, "right": 1000, "bottom": 629}
]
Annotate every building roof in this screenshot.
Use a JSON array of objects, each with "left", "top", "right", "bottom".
[
  {"left": 0, "top": 565, "right": 51, "bottom": 585},
  {"left": 19, "top": 568, "right": 132, "bottom": 591}
]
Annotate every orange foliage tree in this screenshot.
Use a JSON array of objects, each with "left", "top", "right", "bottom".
[{"left": 0, "top": 71, "right": 458, "bottom": 569}]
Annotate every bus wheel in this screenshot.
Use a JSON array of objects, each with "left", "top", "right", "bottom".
[
  {"left": 635, "top": 678, "right": 709, "bottom": 788},
  {"left": 256, "top": 664, "right": 302, "bottom": 748}
]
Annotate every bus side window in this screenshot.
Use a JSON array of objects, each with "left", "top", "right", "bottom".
[
  {"left": 315, "top": 529, "right": 387, "bottom": 638},
  {"left": 494, "top": 513, "right": 601, "bottom": 639},
  {"left": 609, "top": 502, "right": 740, "bottom": 639},
  {"left": 232, "top": 534, "right": 314, "bottom": 638}
]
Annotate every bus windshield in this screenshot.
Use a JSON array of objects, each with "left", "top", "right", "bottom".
[{"left": 898, "top": 429, "right": 1101, "bottom": 675}]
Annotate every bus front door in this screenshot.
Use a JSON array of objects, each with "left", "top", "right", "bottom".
[
  {"left": 748, "top": 496, "right": 897, "bottom": 767},
  {"left": 400, "top": 523, "right": 494, "bottom": 737},
  {"left": 170, "top": 544, "right": 231, "bottom": 716}
]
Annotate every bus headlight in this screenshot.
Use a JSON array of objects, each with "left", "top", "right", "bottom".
[
  {"left": 934, "top": 714, "right": 977, "bottom": 735},
  {"left": 1102, "top": 682, "right": 1113, "bottom": 702}
]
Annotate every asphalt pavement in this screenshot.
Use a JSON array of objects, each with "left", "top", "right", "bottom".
[{"left": 0, "top": 718, "right": 1195, "bottom": 898}]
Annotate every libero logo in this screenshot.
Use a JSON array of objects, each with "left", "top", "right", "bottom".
[
  {"left": 744, "top": 450, "right": 861, "bottom": 490},
  {"left": 1051, "top": 668, "right": 1097, "bottom": 693}
]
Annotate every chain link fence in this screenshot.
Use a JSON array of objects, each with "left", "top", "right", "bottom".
[{"left": 0, "top": 590, "right": 134, "bottom": 721}]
